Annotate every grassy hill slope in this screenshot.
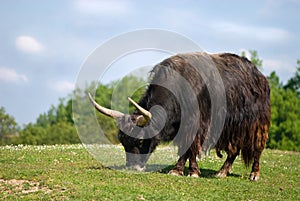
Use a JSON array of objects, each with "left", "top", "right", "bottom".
[{"left": 0, "top": 144, "right": 299, "bottom": 200}]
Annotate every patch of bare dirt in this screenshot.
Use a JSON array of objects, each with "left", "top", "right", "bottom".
[{"left": 0, "top": 178, "right": 52, "bottom": 195}]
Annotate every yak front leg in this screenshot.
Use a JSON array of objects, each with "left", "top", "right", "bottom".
[
  {"left": 168, "top": 150, "right": 190, "bottom": 176},
  {"left": 188, "top": 151, "right": 200, "bottom": 177}
]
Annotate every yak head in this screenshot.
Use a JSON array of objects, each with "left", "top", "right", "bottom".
[{"left": 88, "top": 93, "right": 159, "bottom": 171}]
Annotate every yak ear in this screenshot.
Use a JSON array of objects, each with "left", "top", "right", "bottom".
[{"left": 136, "top": 115, "right": 149, "bottom": 127}]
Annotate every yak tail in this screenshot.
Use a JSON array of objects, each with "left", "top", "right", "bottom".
[
  {"left": 241, "top": 123, "right": 269, "bottom": 167},
  {"left": 241, "top": 147, "right": 253, "bottom": 167},
  {"left": 216, "top": 148, "right": 223, "bottom": 158}
]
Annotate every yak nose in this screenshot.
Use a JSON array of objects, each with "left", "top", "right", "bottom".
[
  {"left": 133, "top": 164, "right": 146, "bottom": 172},
  {"left": 126, "top": 163, "right": 146, "bottom": 171}
]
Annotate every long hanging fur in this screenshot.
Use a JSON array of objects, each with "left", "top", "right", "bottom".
[{"left": 136, "top": 52, "right": 270, "bottom": 167}]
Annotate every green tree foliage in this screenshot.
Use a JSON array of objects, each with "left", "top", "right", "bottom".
[
  {"left": 241, "top": 50, "right": 263, "bottom": 70},
  {"left": 284, "top": 60, "right": 300, "bottom": 96},
  {"left": 0, "top": 107, "right": 18, "bottom": 145},
  {"left": 14, "top": 75, "right": 146, "bottom": 145},
  {"left": 17, "top": 98, "right": 79, "bottom": 145},
  {"left": 15, "top": 124, "right": 46, "bottom": 145},
  {"left": 267, "top": 68, "right": 300, "bottom": 151}
]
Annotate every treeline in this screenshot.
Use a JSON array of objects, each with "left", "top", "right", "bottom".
[
  {"left": 268, "top": 69, "right": 300, "bottom": 150},
  {"left": 0, "top": 75, "right": 146, "bottom": 145},
  {"left": 0, "top": 53, "right": 299, "bottom": 151}
]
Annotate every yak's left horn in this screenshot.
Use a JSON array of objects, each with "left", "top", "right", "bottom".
[
  {"left": 88, "top": 93, "right": 124, "bottom": 119},
  {"left": 128, "top": 97, "right": 152, "bottom": 124}
]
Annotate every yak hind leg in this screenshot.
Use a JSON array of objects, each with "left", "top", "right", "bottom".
[
  {"left": 250, "top": 125, "right": 268, "bottom": 181},
  {"left": 249, "top": 149, "right": 263, "bottom": 181},
  {"left": 168, "top": 151, "right": 189, "bottom": 176},
  {"left": 216, "top": 148, "right": 239, "bottom": 178}
]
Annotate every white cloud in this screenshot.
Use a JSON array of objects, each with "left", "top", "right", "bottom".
[
  {"left": 0, "top": 67, "right": 28, "bottom": 83},
  {"left": 15, "top": 35, "right": 44, "bottom": 54},
  {"left": 212, "top": 22, "right": 293, "bottom": 43},
  {"left": 51, "top": 81, "right": 75, "bottom": 93},
  {"left": 74, "top": 0, "right": 131, "bottom": 16}
]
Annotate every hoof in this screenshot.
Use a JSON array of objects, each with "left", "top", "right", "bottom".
[
  {"left": 188, "top": 172, "right": 200, "bottom": 178},
  {"left": 134, "top": 165, "right": 146, "bottom": 172},
  {"left": 249, "top": 172, "right": 260, "bottom": 181},
  {"left": 168, "top": 170, "right": 183, "bottom": 176},
  {"left": 216, "top": 171, "right": 227, "bottom": 178}
]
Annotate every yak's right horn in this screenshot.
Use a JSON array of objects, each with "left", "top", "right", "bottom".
[
  {"left": 128, "top": 97, "right": 152, "bottom": 126},
  {"left": 88, "top": 93, "right": 124, "bottom": 119}
]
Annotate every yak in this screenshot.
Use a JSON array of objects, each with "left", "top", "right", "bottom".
[{"left": 88, "top": 52, "right": 270, "bottom": 181}]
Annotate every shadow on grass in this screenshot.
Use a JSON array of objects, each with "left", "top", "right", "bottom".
[
  {"left": 159, "top": 165, "right": 241, "bottom": 178},
  {"left": 87, "top": 164, "right": 240, "bottom": 178}
]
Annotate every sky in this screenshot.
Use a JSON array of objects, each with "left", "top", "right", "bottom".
[{"left": 0, "top": 0, "right": 299, "bottom": 125}]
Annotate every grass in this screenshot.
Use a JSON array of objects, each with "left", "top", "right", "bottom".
[{"left": 0, "top": 144, "right": 299, "bottom": 200}]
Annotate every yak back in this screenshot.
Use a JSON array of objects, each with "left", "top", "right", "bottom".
[{"left": 136, "top": 52, "right": 270, "bottom": 166}]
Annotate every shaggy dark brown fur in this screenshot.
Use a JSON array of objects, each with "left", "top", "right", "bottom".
[{"left": 116, "top": 52, "right": 270, "bottom": 181}]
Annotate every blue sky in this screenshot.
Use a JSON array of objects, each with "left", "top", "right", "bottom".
[{"left": 0, "top": 0, "right": 299, "bottom": 125}]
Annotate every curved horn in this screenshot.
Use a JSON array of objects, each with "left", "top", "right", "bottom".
[
  {"left": 128, "top": 97, "right": 152, "bottom": 121},
  {"left": 88, "top": 93, "right": 124, "bottom": 119}
]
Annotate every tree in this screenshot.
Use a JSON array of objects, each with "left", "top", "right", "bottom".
[
  {"left": 267, "top": 71, "right": 300, "bottom": 151},
  {"left": 0, "top": 107, "right": 18, "bottom": 145},
  {"left": 284, "top": 60, "right": 300, "bottom": 96},
  {"left": 13, "top": 74, "right": 147, "bottom": 145},
  {"left": 241, "top": 50, "right": 263, "bottom": 70},
  {"left": 16, "top": 123, "right": 46, "bottom": 145},
  {"left": 44, "top": 121, "right": 79, "bottom": 144},
  {"left": 17, "top": 96, "right": 80, "bottom": 145}
]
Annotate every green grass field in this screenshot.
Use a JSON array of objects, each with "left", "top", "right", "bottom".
[{"left": 0, "top": 144, "right": 299, "bottom": 200}]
